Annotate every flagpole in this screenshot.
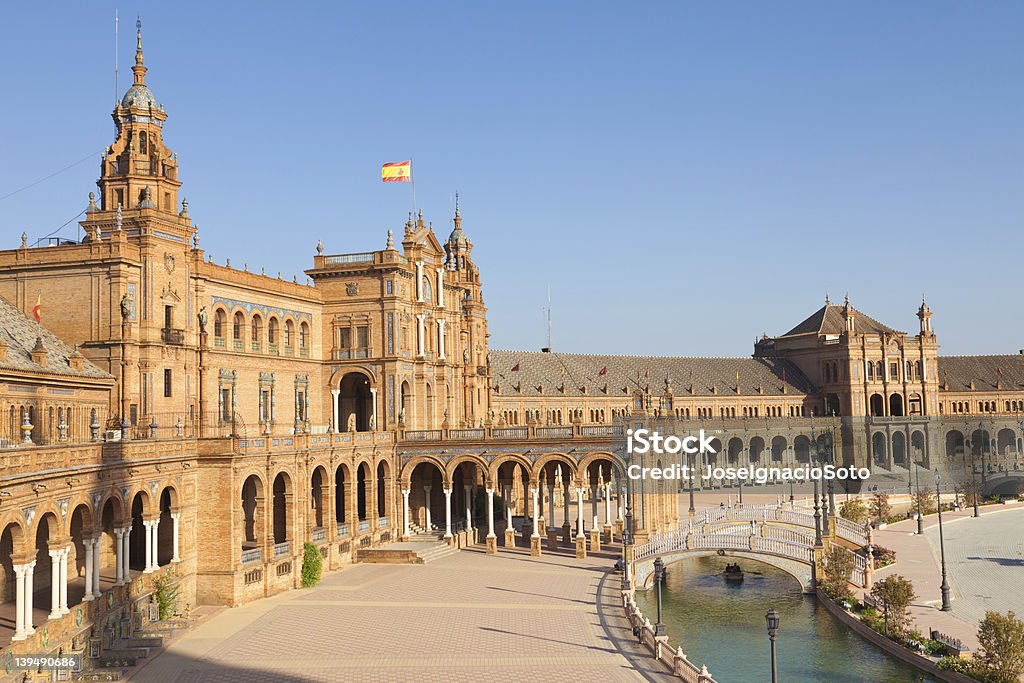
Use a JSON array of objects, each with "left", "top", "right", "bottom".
[{"left": 410, "top": 158, "right": 416, "bottom": 215}]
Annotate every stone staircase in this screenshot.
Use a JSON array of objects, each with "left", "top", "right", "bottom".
[
  {"left": 407, "top": 522, "right": 445, "bottom": 541},
  {"left": 71, "top": 621, "right": 191, "bottom": 681}
]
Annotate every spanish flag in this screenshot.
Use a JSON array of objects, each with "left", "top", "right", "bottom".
[
  {"left": 381, "top": 160, "right": 412, "bottom": 183},
  {"left": 32, "top": 295, "right": 41, "bottom": 323}
]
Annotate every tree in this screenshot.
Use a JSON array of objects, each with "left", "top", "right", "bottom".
[
  {"left": 976, "top": 610, "right": 1024, "bottom": 683},
  {"left": 301, "top": 542, "right": 323, "bottom": 588},
  {"left": 839, "top": 499, "right": 868, "bottom": 524},
  {"left": 870, "top": 574, "right": 915, "bottom": 636},
  {"left": 869, "top": 492, "right": 891, "bottom": 524},
  {"left": 910, "top": 486, "right": 936, "bottom": 516},
  {"left": 821, "top": 545, "right": 856, "bottom": 600},
  {"left": 954, "top": 479, "right": 981, "bottom": 510},
  {"left": 151, "top": 572, "right": 180, "bottom": 620}
]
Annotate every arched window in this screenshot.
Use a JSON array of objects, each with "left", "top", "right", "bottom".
[
  {"left": 139, "top": 131, "right": 148, "bottom": 154},
  {"left": 214, "top": 309, "right": 226, "bottom": 338},
  {"left": 284, "top": 320, "right": 294, "bottom": 347},
  {"left": 866, "top": 361, "right": 874, "bottom": 381},
  {"left": 251, "top": 314, "right": 263, "bottom": 345},
  {"left": 422, "top": 277, "right": 433, "bottom": 302},
  {"left": 875, "top": 361, "right": 884, "bottom": 379},
  {"left": 233, "top": 312, "right": 244, "bottom": 340},
  {"left": 300, "top": 322, "right": 309, "bottom": 349},
  {"left": 268, "top": 317, "right": 279, "bottom": 345}
]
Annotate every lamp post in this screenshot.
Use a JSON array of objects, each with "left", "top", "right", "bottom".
[
  {"left": 970, "top": 432, "right": 980, "bottom": 518},
  {"left": 687, "top": 448, "right": 696, "bottom": 516},
  {"left": 935, "top": 472, "right": 952, "bottom": 611},
  {"left": 914, "top": 457, "right": 923, "bottom": 535},
  {"left": 811, "top": 426, "right": 823, "bottom": 546},
  {"left": 765, "top": 608, "right": 780, "bottom": 683},
  {"left": 653, "top": 556, "right": 665, "bottom": 636}
]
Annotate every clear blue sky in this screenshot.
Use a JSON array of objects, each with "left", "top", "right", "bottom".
[{"left": 2, "top": 2, "right": 1021, "bottom": 357}]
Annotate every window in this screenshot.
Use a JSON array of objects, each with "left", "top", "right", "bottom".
[
  {"left": 233, "top": 312, "right": 244, "bottom": 339},
  {"left": 300, "top": 322, "right": 309, "bottom": 349},
  {"left": 339, "top": 328, "right": 351, "bottom": 349},
  {"left": 251, "top": 315, "right": 262, "bottom": 343},
  {"left": 386, "top": 280, "right": 394, "bottom": 295},
  {"left": 139, "top": 131, "right": 148, "bottom": 154},
  {"left": 115, "top": 188, "right": 125, "bottom": 208},
  {"left": 297, "top": 391, "right": 306, "bottom": 422},
  {"left": 214, "top": 309, "right": 226, "bottom": 337},
  {"left": 890, "top": 362, "right": 899, "bottom": 380},
  {"left": 164, "top": 305, "right": 173, "bottom": 329},
  {"left": 268, "top": 318, "right": 278, "bottom": 344},
  {"left": 866, "top": 361, "right": 874, "bottom": 381},
  {"left": 356, "top": 326, "right": 368, "bottom": 350},
  {"left": 284, "top": 320, "right": 293, "bottom": 347},
  {"left": 164, "top": 369, "right": 172, "bottom": 397},
  {"left": 220, "top": 388, "right": 231, "bottom": 422}
]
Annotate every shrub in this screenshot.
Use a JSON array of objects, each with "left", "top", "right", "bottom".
[
  {"left": 870, "top": 574, "right": 916, "bottom": 637},
  {"left": 937, "top": 655, "right": 976, "bottom": 674},
  {"left": 839, "top": 499, "right": 868, "bottom": 523},
  {"left": 821, "top": 545, "right": 856, "bottom": 600},
  {"left": 301, "top": 542, "right": 323, "bottom": 588},
  {"left": 870, "top": 492, "right": 891, "bottom": 524},
  {"left": 152, "top": 572, "right": 180, "bottom": 621},
  {"left": 871, "top": 545, "right": 896, "bottom": 568},
  {"left": 910, "top": 486, "right": 937, "bottom": 516},
  {"left": 976, "top": 610, "right": 1024, "bottom": 683}
]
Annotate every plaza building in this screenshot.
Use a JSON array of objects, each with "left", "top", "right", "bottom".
[{"left": 1, "top": 24, "right": 1024, "bottom": 677}]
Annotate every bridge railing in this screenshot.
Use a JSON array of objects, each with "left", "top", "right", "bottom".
[
  {"left": 835, "top": 517, "right": 869, "bottom": 546},
  {"left": 623, "top": 589, "right": 718, "bottom": 682}
]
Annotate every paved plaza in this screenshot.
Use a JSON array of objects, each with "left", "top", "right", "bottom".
[{"left": 131, "top": 543, "right": 677, "bottom": 682}]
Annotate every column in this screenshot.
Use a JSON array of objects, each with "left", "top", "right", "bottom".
[
  {"left": 464, "top": 485, "right": 473, "bottom": 533},
  {"left": 437, "top": 319, "right": 446, "bottom": 360},
  {"left": 415, "top": 261, "right": 424, "bottom": 302},
  {"left": 369, "top": 388, "right": 378, "bottom": 430},
  {"left": 122, "top": 527, "right": 131, "bottom": 581},
  {"left": 331, "top": 389, "right": 340, "bottom": 432},
  {"left": 48, "top": 548, "right": 62, "bottom": 619},
  {"left": 548, "top": 484, "right": 556, "bottom": 523},
  {"left": 113, "top": 529, "right": 125, "bottom": 585},
  {"left": 436, "top": 267, "right": 445, "bottom": 308},
  {"left": 486, "top": 489, "right": 495, "bottom": 537},
  {"left": 591, "top": 486, "right": 599, "bottom": 528},
  {"left": 617, "top": 483, "right": 624, "bottom": 519},
  {"left": 143, "top": 520, "right": 155, "bottom": 573},
  {"left": 59, "top": 547, "right": 70, "bottom": 614},
  {"left": 423, "top": 485, "right": 432, "bottom": 529},
  {"left": 531, "top": 487, "right": 540, "bottom": 538},
  {"left": 12, "top": 564, "right": 27, "bottom": 640},
  {"left": 563, "top": 483, "right": 571, "bottom": 527},
  {"left": 605, "top": 483, "right": 613, "bottom": 526},
  {"left": 170, "top": 512, "right": 181, "bottom": 562},
  {"left": 83, "top": 539, "right": 95, "bottom": 602},
  {"left": 402, "top": 488, "right": 411, "bottom": 537},
  {"left": 443, "top": 487, "right": 453, "bottom": 539},
  {"left": 576, "top": 488, "right": 586, "bottom": 538},
  {"left": 91, "top": 537, "right": 101, "bottom": 597},
  {"left": 23, "top": 561, "right": 36, "bottom": 636},
  {"left": 416, "top": 315, "right": 426, "bottom": 357},
  {"left": 505, "top": 487, "right": 513, "bottom": 528}
]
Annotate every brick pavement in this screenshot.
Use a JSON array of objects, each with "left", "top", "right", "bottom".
[
  {"left": 130, "top": 544, "right": 679, "bottom": 682},
  {"left": 863, "top": 501, "right": 1024, "bottom": 652}
]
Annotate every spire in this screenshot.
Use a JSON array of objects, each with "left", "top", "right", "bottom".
[
  {"left": 132, "top": 17, "right": 147, "bottom": 86},
  {"left": 824, "top": 293, "right": 831, "bottom": 306}
]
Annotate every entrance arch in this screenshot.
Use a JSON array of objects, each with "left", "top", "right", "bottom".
[
  {"left": 338, "top": 372, "right": 373, "bottom": 432},
  {"left": 272, "top": 472, "right": 291, "bottom": 545},
  {"left": 241, "top": 474, "right": 264, "bottom": 553},
  {"left": 869, "top": 394, "right": 884, "bottom": 417},
  {"left": 888, "top": 394, "right": 905, "bottom": 417}
]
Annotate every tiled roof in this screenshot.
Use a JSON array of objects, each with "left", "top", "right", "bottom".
[
  {"left": 489, "top": 350, "right": 812, "bottom": 398},
  {"left": 938, "top": 355, "right": 1024, "bottom": 392},
  {"left": 782, "top": 304, "right": 899, "bottom": 337},
  {"left": 0, "top": 297, "right": 111, "bottom": 380}
]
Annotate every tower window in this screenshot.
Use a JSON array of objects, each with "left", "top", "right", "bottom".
[
  {"left": 163, "top": 368, "right": 172, "bottom": 397},
  {"left": 139, "top": 131, "right": 148, "bottom": 154}
]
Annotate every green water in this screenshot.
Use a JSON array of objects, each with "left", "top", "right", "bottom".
[{"left": 634, "top": 555, "right": 936, "bottom": 682}]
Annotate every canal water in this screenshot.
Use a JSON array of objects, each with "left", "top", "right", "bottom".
[{"left": 634, "top": 555, "right": 935, "bottom": 682}]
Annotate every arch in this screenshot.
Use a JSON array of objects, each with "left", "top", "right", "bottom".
[
  {"left": 213, "top": 307, "right": 227, "bottom": 338},
  {"left": 338, "top": 371, "right": 373, "bottom": 432},
  {"left": 400, "top": 380, "right": 411, "bottom": 424},
  {"left": 241, "top": 473, "right": 265, "bottom": 551},
  {"left": 706, "top": 438, "right": 722, "bottom": 465},
  {"left": 749, "top": 436, "right": 765, "bottom": 463},
  {"left": 891, "top": 431, "right": 906, "bottom": 466},
  {"left": 971, "top": 429, "right": 990, "bottom": 457},
  {"left": 356, "top": 462, "right": 373, "bottom": 523},
  {"left": 888, "top": 394, "right": 905, "bottom": 417},
  {"left": 869, "top": 393, "right": 884, "bottom": 417},
  {"left": 910, "top": 430, "right": 926, "bottom": 465},
  {"left": 250, "top": 313, "right": 263, "bottom": 348},
  {"left": 488, "top": 453, "right": 535, "bottom": 486},
  {"left": 157, "top": 488, "right": 177, "bottom": 566},
  {"left": 945, "top": 430, "right": 964, "bottom": 458},
  {"left": 997, "top": 428, "right": 1016, "bottom": 456},
  {"left": 284, "top": 318, "right": 295, "bottom": 348},
  {"left": 531, "top": 453, "right": 578, "bottom": 483},
  {"left": 727, "top": 437, "right": 743, "bottom": 464},
  {"left": 335, "top": 463, "right": 350, "bottom": 526},
  {"left": 376, "top": 461, "right": 389, "bottom": 519},
  {"left": 794, "top": 435, "right": 810, "bottom": 463},
  {"left": 299, "top": 321, "right": 309, "bottom": 349},
  {"left": 872, "top": 432, "right": 887, "bottom": 466},
  {"left": 233, "top": 310, "right": 245, "bottom": 340},
  {"left": 1, "top": 521, "right": 26, "bottom": 607},
  {"left": 267, "top": 316, "right": 279, "bottom": 345},
  {"left": 311, "top": 466, "right": 327, "bottom": 529},
  {"left": 272, "top": 472, "right": 291, "bottom": 545},
  {"left": 129, "top": 491, "right": 150, "bottom": 571},
  {"left": 445, "top": 453, "right": 491, "bottom": 483},
  {"left": 770, "top": 436, "right": 787, "bottom": 462}
]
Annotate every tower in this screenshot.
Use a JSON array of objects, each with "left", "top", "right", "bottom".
[
  {"left": 95, "top": 19, "right": 182, "bottom": 217},
  {"left": 917, "top": 298, "right": 934, "bottom": 338}
]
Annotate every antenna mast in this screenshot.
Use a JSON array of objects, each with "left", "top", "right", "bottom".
[
  {"left": 114, "top": 9, "right": 119, "bottom": 105},
  {"left": 542, "top": 286, "right": 552, "bottom": 352}
]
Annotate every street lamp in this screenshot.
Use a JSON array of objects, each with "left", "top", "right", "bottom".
[
  {"left": 935, "top": 472, "right": 952, "bottom": 612},
  {"left": 653, "top": 557, "right": 666, "bottom": 636},
  {"left": 913, "top": 456, "right": 924, "bottom": 535},
  {"left": 811, "top": 426, "right": 823, "bottom": 546},
  {"left": 970, "top": 431, "right": 980, "bottom": 518},
  {"left": 765, "top": 608, "right": 780, "bottom": 683}
]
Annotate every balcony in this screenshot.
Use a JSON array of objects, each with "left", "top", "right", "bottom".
[
  {"left": 161, "top": 328, "right": 185, "bottom": 345},
  {"left": 312, "top": 527, "right": 327, "bottom": 542},
  {"left": 337, "top": 523, "right": 350, "bottom": 538},
  {"left": 273, "top": 541, "right": 291, "bottom": 558},
  {"left": 233, "top": 340, "right": 244, "bottom": 351},
  {"left": 214, "top": 337, "right": 226, "bottom": 349},
  {"left": 358, "top": 520, "right": 370, "bottom": 534},
  {"left": 241, "top": 547, "right": 262, "bottom": 564}
]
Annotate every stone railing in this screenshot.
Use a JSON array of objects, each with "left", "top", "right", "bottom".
[
  {"left": 337, "top": 523, "right": 350, "bottom": 538},
  {"left": 312, "top": 527, "right": 327, "bottom": 542},
  {"left": 401, "top": 424, "right": 624, "bottom": 443},
  {"left": 358, "top": 520, "right": 370, "bottom": 533},
  {"left": 835, "top": 517, "right": 870, "bottom": 545},
  {"left": 235, "top": 431, "right": 393, "bottom": 453},
  {"left": 273, "top": 541, "right": 291, "bottom": 558},
  {"left": 622, "top": 588, "right": 717, "bottom": 682},
  {"left": 241, "top": 547, "right": 262, "bottom": 564}
]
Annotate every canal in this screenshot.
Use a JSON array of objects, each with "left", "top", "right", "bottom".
[{"left": 634, "top": 555, "right": 936, "bottom": 682}]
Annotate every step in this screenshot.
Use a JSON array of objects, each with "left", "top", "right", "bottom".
[
  {"left": 73, "top": 672, "right": 122, "bottom": 682},
  {"left": 115, "top": 636, "right": 164, "bottom": 649}
]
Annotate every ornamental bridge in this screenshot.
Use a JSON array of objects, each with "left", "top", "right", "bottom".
[{"left": 630, "top": 504, "right": 872, "bottom": 593}]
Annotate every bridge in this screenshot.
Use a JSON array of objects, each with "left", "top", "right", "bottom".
[{"left": 630, "top": 504, "right": 871, "bottom": 593}]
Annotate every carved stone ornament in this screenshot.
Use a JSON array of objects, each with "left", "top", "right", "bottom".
[{"left": 346, "top": 282, "right": 358, "bottom": 296}]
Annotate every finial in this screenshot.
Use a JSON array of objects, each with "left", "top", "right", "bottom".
[
  {"left": 825, "top": 293, "right": 831, "bottom": 305},
  {"left": 843, "top": 292, "right": 849, "bottom": 307},
  {"left": 386, "top": 229, "right": 394, "bottom": 249},
  {"left": 136, "top": 17, "right": 144, "bottom": 62},
  {"left": 115, "top": 203, "right": 123, "bottom": 231},
  {"left": 180, "top": 198, "right": 189, "bottom": 218},
  {"left": 87, "top": 192, "right": 97, "bottom": 212},
  {"left": 192, "top": 232, "right": 199, "bottom": 249},
  {"left": 20, "top": 232, "right": 27, "bottom": 248},
  {"left": 455, "top": 191, "right": 460, "bottom": 218},
  {"left": 316, "top": 239, "right": 323, "bottom": 256},
  {"left": 260, "top": 266, "right": 265, "bottom": 276}
]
